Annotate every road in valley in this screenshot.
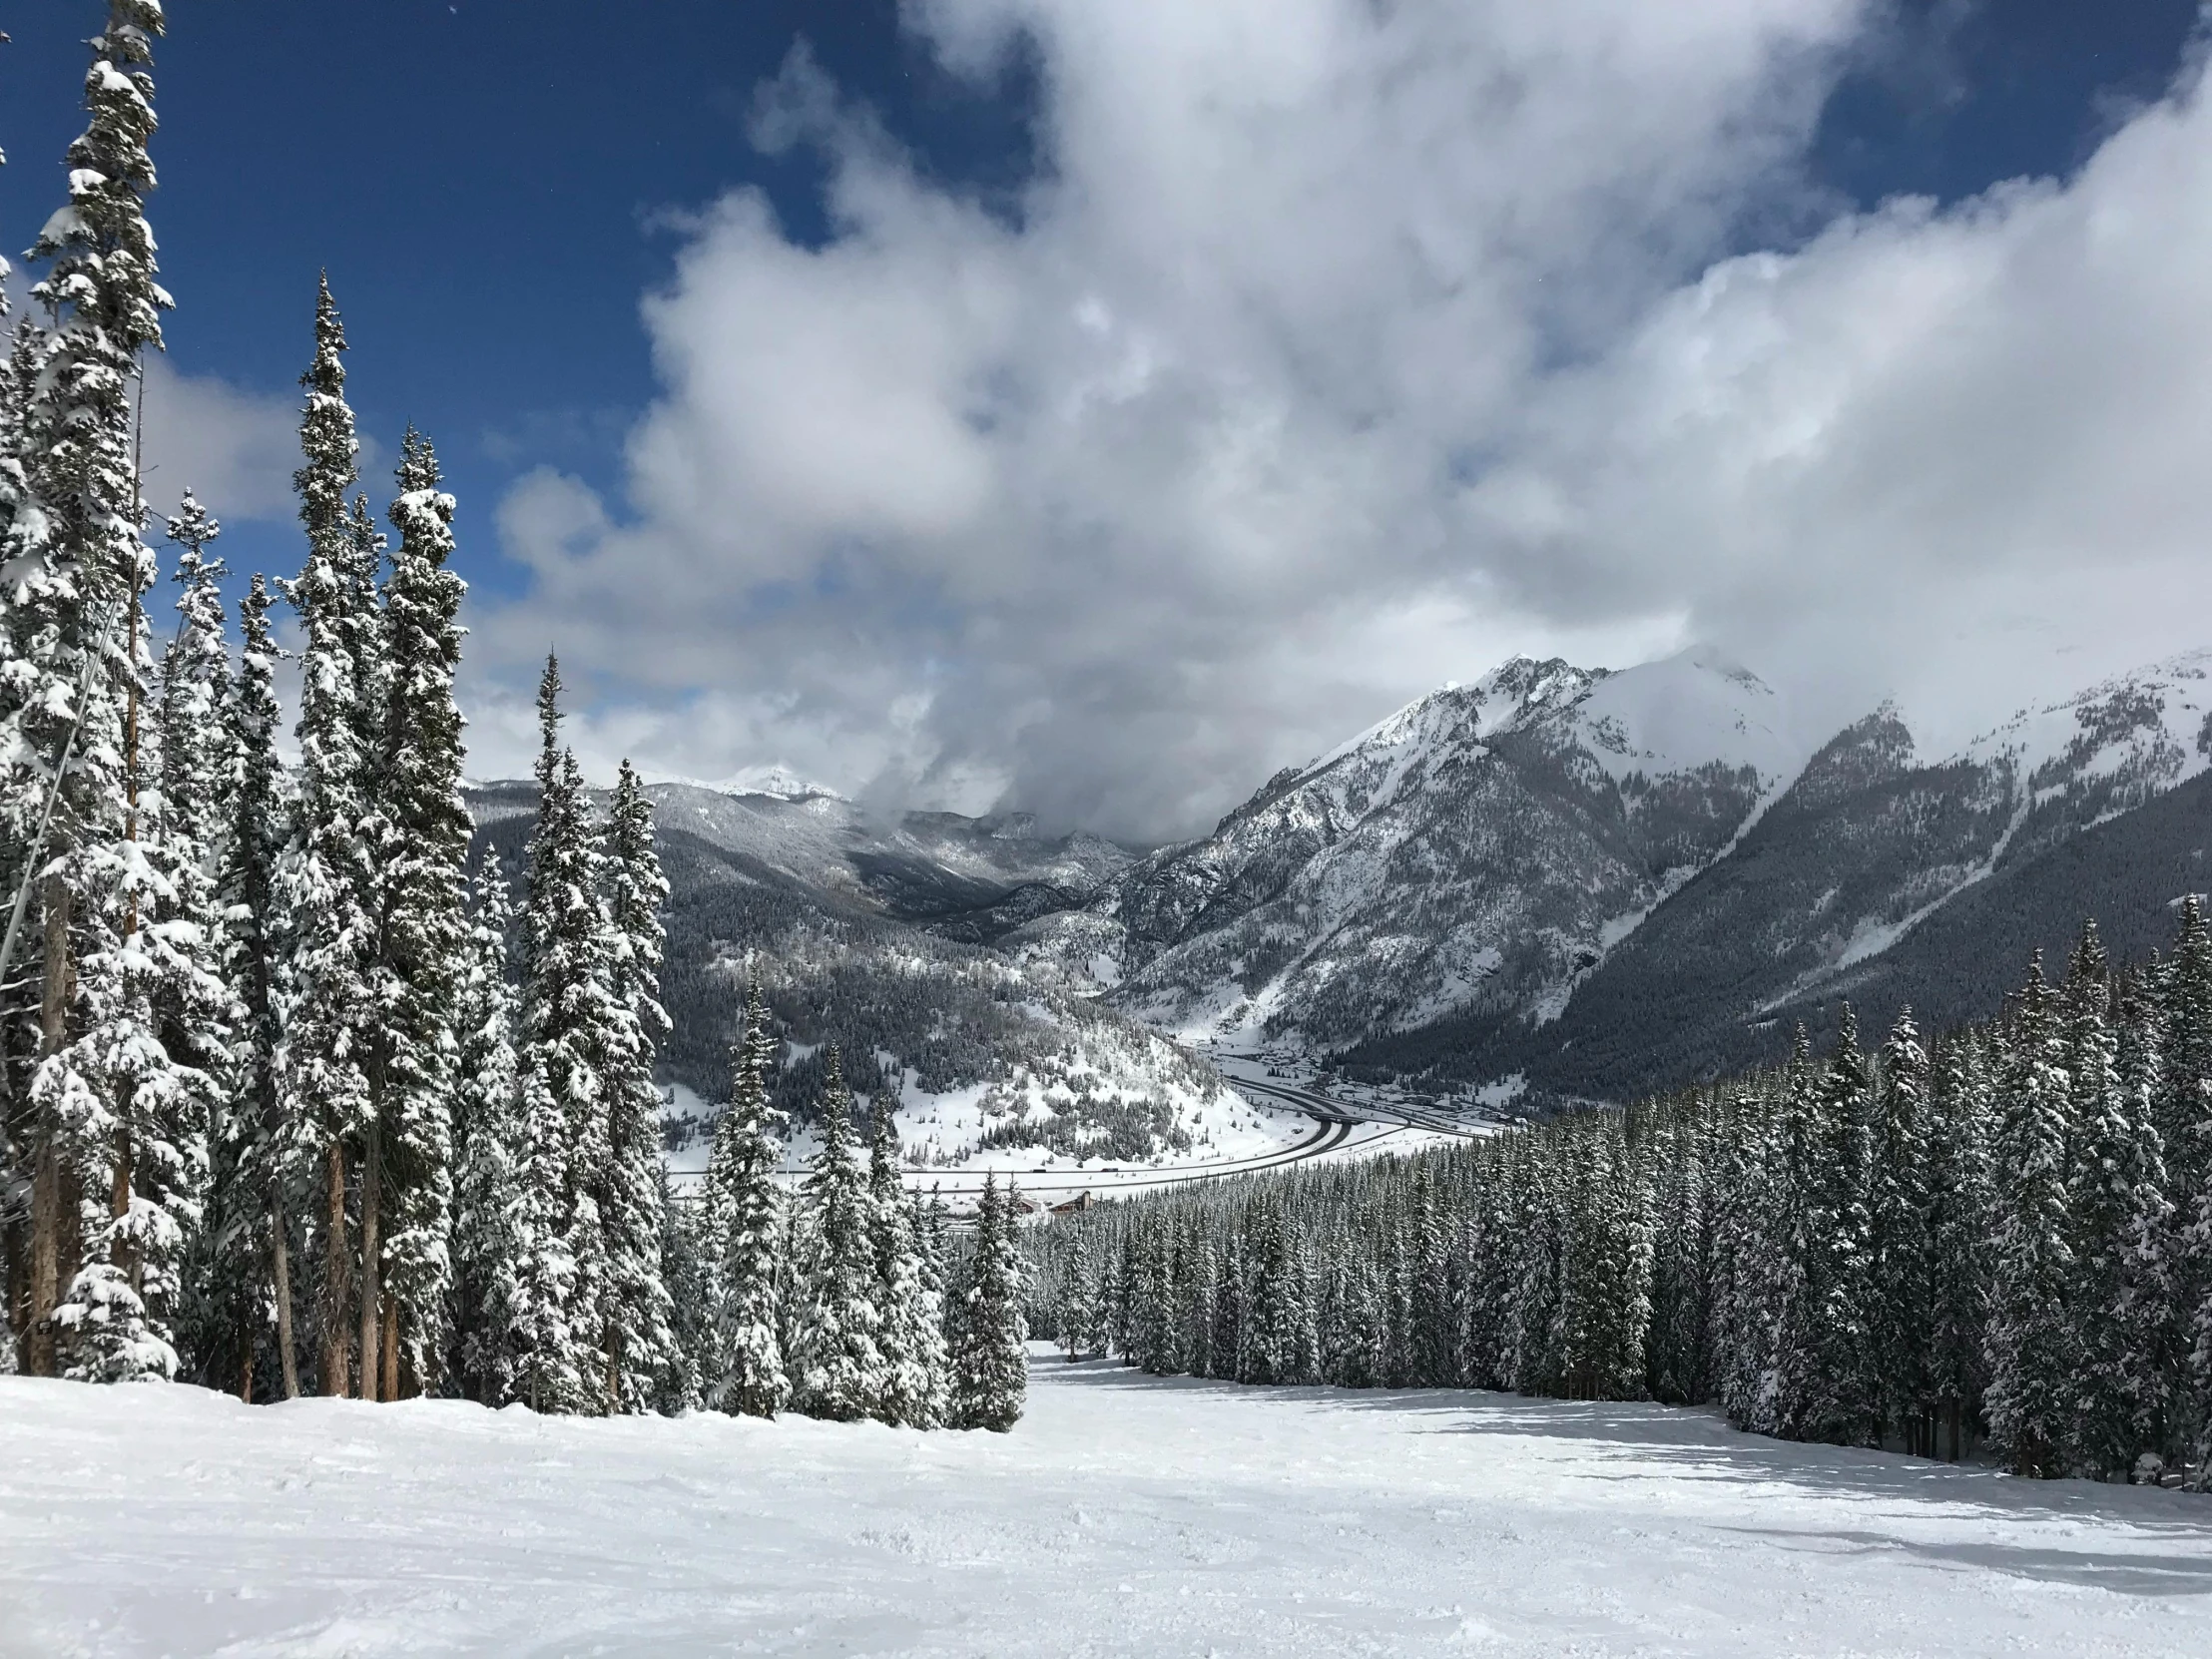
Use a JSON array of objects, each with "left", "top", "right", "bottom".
[{"left": 669, "top": 1065, "right": 1493, "bottom": 1209}]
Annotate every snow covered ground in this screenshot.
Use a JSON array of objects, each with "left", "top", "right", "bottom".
[{"left": 7, "top": 1356, "right": 2211, "bottom": 1657}]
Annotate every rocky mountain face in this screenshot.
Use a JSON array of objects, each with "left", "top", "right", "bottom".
[
  {"left": 1065, "top": 646, "right": 2212, "bottom": 1105},
  {"left": 1027, "top": 647, "right": 1799, "bottom": 1051},
  {"left": 1429, "top": 649, "right": 2212, "bottom": 1102}
]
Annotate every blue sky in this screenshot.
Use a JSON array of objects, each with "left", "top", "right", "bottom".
[
  {"left": 2, "top": 2, "right": 2208, "bottom": 835},
  {"left": 2, "top": 1, "right": 1047, "bottom": 595}
]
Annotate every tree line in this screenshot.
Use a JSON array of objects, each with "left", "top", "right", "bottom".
[
  {"left": 1032, "top": 902, "right": 2212, "bottom": 1484},
  {"left": 0, "top": 4, "right": 1031, "bottom": 1431}
]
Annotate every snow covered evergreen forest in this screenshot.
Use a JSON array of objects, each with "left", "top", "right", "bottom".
[
  {"left": 0, "top": 4, "right": 1027, "bottom": 1435},
  {"left": 1031, "top": 904, "right": 2212, "bottom": 1484}
]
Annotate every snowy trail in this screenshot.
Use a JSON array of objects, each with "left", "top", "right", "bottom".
[{"left": 6, "top": 1359, "right": 2212, "bottom": 1657}]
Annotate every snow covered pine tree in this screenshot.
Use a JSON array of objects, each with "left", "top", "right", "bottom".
[
  {"left": 704, "top": 984, "right": 790, "bottom": 1418},
  {"left": 951, "top": 1173, "right": 1027, "bottom": 1431},
  {"left": 6, "top": 0, "right": 215, "bottom": 1385},
  {"left": 790, "top": 1050, "right": 885, "bottom": 1422}
]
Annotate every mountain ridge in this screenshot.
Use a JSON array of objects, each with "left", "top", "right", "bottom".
[{"left": 990, "top": 641, "right": 2212, "bottom": 1106}]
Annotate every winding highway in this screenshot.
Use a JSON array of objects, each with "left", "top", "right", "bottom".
[{"left": 667, "top": 1066, "right": 1492, "bottom": 1208}]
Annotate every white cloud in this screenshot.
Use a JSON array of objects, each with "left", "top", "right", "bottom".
[
  {"left": 1463, "top": 65, "right": 2212, "bottom": 750},
  {"left": 136, "top": 356, "right": 298, "bottom": 525},
  {"left": 469, "top": 0, "right": 2212, "bottom": 838}
]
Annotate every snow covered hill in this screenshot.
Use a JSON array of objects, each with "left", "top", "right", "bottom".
[{"left": 7, "top": 1359, "right": 2209, "bottom": 1657}]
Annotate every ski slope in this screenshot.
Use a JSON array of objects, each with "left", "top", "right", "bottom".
[{"left": 6, "top": 1356, "right": 2210, "bottom": 1657}]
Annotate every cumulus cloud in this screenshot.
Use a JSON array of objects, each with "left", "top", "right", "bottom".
[
  {"left": 1463, "top": 65, "right": 2212, "bottom": 751},
  {"left": 467, "top": 0, "right": 2212, "bottom": 839},
  {"left": 136, "top": 356, "right": 299, "bottom": 525}
]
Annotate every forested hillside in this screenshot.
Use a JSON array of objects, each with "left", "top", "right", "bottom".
[{"left": 467, "top": 787, "right": 1254, "bottom": 1163}]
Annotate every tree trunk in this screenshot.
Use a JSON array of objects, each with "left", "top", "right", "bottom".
[
  {"left": 357, "top": 1116, "right": 382, "bottom": 1401},
  {"left": 319, "top": 1141, "right": 350, "bottom": 1396},
  {"left": 271, "top": 1203, "right": 300, "bottom": 1399},
  {"left": 116, "top": 580, "right": 141, "bottom": 1299},
  {"left": 25, "top": 876, "right": 72, "bottom": 1378},
  {"left": 380, "top": 1293, "right": 399, "bottom": 1402},
  {"left": 110, "top": 1128, "right": 134, "bottom": 1287},
  {"left": 25, "top": 1136, "right": 59, "bottom": 1380}
]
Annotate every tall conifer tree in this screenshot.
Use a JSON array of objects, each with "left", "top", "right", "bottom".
[
  {"left": 866, "top": 1088, "right": 944, "bottom": 1424},
  {"left": 1872, "top": 1009, "right": 1932, "bottom": 1452},
  {"left": 599, "top": 759, "right": 677, "bottom": 1410},
  {"left": 704, "top": 984, "right": 789, "bottom": 1418},
  {"left": 790, "top": 1050, "right": 883, "bottom": 1421},
  {"left": 1985, "top": 957, "right": 2078, "bottom": 1476},
  {"left": 278, "top": 278, "right": 379, "bottom": 1397},
  {"left": 513, "top": 658, "right": 607, "bottom": 1413},
  {"left": 159, "top": 497, "right": 247, "bottom": 1391},
  {"left": 949, "top": 1173, "right": 1027, "bottom": 1431},
  {"left": 371, "top": 428, "right": 471, "bottom": 1397},
  {"left": 12, "top": 1, "right": 212, "bottom": 1383},
  {"left": 451, "top": 866, "right": 525, "bottom": 1404}
]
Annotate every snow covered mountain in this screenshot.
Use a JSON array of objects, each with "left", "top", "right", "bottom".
[
  {"left": 1032, "top": 646, "right": 1803, "bottom": 1049},
  {"left": 1346, "top": 648, "right": 2212, "bottom": 1102},
  {"left": 471, "top": 645, "right": 2212, "bottom": 1127},
  {"left": 994, "top": 644, "right": 2212, "bottom": 1107}
]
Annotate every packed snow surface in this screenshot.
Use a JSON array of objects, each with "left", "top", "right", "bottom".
[{"left": 7, "top": 1359, "right": 2211, "bottom": 1657}]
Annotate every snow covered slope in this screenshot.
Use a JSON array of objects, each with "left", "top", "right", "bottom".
[
  {"left": 1070, "top": 647, "right": 1804, "bottom": 1047},
  {"left": 1961, "top": 647, "right": 2212, "bottom": 850},
  {"left": 6, "top": 1361, "right": 2209, "bottom": 1657}
]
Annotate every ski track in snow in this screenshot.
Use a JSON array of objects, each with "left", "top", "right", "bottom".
[{"left": 6, "top": 1357, "right": 2211, "bottom": 1657}]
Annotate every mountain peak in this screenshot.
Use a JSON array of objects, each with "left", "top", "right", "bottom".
[
  {"left": 1555, "top": 644, "right": 1796, "bottom": 786},
  {"left": 663, "top": 763, "right": 846, "bottom": 803}
]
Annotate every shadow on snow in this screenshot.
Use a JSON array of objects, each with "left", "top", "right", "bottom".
[{"left": 1032, "top": 1356, "right": 2212, "bottom": 1595}]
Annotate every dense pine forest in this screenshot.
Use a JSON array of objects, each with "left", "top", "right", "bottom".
[
  {"left": 1031, "top": 904, "right": 2212, "bottom": 1485},
  {"left": 0, "top": 4, "right": 1026, "bottom": 1431}
]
